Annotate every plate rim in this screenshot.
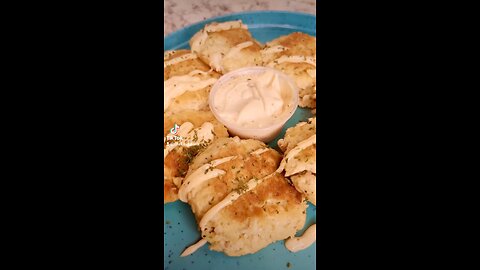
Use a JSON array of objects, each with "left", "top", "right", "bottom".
[{"left": 164, "top": 10, "right": 316, "bottom": 41}]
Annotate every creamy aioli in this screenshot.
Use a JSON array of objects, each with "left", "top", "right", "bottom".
[
  {"left": 212, "top": 69, "right": 295, "bottom": 129},
  {"left": 285, "top": 224, "right": 316, "bottom": 252},
  {"left": 204, "top": 41, "right": 254, "bottom": 73},
  {"left": 261, "top": 45, "right": 288, "bottom": 56},
  {"left": 250, "top": 147, "right": 270, "bottom": 155},
  {"left": 285, "top": 156, "right": 316, "bottom": 177},
  {"left": 164, "top": 70, "right": 217, "bottom": 112},
  {"left": 198, "top": 172, "right": 275, "bottom": 229},
  {"left": 180, "top": 239, "right": 207, "bottom": 257},
  {"left": 223, "top": 41, "right": 254, "bottom": 60},
  {"left": 178, "top": 156, "right": 237, "bottom": 202},
  {"left": 178, "top": 169, "right": 276, "bottom": 256},
  {"left": 268, "top": 55, "right": 317, "bottom": 67},
  {"left": 277, "top": 134, "right": 316, "bottom": 176},
  {"left": 190, "top": 21, "right": 248, "bottom": 54},
  {"left": 211, "top": 41, "right": 255, "bottom": 73},
  {"left": 164, "top": 53, "right": 198, "bottom": 68},
  {"left": 163, "top": 122, "right": 214, "bottom": 158}
]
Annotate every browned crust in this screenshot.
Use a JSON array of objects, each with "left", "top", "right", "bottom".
[
  {"left": 267, "top": 32, "right": 316, "bottom": 58},
  {"left": 164, "top": 49, "right": 213, "bottom": 80},
  {"left": 207, "top": 29, "right": 257, "bottom": 49},
  {"left": 163, "top": 111, "right": 230, "bottom": 203},
  {"left": 164, "top": 178, "right": 178, "bottom": 203},
  {"left": 297, "top": 144, "right": 316, "bottom": 161},
  {"left": 223, "top": 173, "right": 304, "bottom": 222},
  {"left": 278, "top": 118, "right": 316, "bottom": 154},
  {"left": 193, "top": 28, "right": 263, "bottom": 73}
]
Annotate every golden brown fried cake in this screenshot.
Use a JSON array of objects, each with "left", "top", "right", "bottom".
[
  {"left": 164, "top": 50, "right": 221, "bottom": 114},
  {"left": 278, "top": 117, "right": 316, "bottom": 153},
  {"left": 178, "top": 137, "right": 307, "bottom": 256},
  {"left": 164, "top": 49, "right": 212, "bottom": 80},
  {"left": 163, "top": 110, "right": 229, "bottom": 204},
  {"left": 189, "top": 20, "right": 263, "bottom": 74},
  {"left": 268, "top": 59, "right": 316, "bottom": 108},
  {"left": 164, "top": 110, "right": 228, "bottom": 138},
  {"left": 261, "top": 32, "right": 316, "bottom": 64},
  {"left": 261, "top": 32, "right": 316, "bottom": 109},
  {"left": 277, "top": 117, "right": 316, "bottom": 205}
]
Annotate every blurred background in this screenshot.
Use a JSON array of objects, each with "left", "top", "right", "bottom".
[{"left": 164, "top": 0, "right": 316, "bottom": 36}]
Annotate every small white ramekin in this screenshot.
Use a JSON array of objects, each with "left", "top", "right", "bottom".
[{"left": 209, "top": 67, "right": 299, "bottom": 143}]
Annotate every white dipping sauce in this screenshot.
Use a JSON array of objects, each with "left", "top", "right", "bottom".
[
  {"left": 212, "top": 69, "right": 293, "bottom": 128},
  {"left": 180, "top": 239, "right": 207, "bottom": 257},
  {"left": 285, "top": 224, "right": 316, "bottom": 252}
]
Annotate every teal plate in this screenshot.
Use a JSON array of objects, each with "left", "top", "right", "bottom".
[{"left": 164, "top": 11, "right": 316, "bottom": 270}]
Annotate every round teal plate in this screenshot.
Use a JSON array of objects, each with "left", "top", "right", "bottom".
[{"left": 164, "top": 11, "right": 316, "bottom": 270}]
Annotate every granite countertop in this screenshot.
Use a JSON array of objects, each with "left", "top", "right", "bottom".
[{"left": 164, "top": 0, "right": 316, "bottom": 36}]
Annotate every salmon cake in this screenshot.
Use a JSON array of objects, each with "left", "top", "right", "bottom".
[
  {"left": 277, "top": 117, "right": 316, "bottom": 205},
  {"left": 178, "top": 137, "right": 307, "bottom": 256},
  {"left": 189, "top": 20, "right": 263, "bottom": 74},
  {"left": 164, "top": 49, "right": 221, "bottom": 114},
  {"left": 261, "top": 32, "right": 316, "bottom": 109}
]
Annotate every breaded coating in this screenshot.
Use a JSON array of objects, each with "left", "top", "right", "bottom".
[
  {"left": 163, "top": 111, "right": 229, "bottom": 204},
  {"left": 278, "top": 117, "right": 316, "bottom": 153},
  {"left": 261, "top": 32, "right": 316, "bottom": 109},
  {"left": 261, "top": 32, "right": 316, "bottom": 64},
  {"left": 189, "top": 20, "right": 263, "bottom": 74},
  {"left": 290, "top": 171, "right": 316, "bottom": 205},
  {"left": 277, "top": 117, "right": 316, "bottom": 205},
  {"left": 164, "top": 50, "right": 220, "bottom": 114},
  {"left": 164, "top": 49, "right": 213, "bottom": 80},
  {"left": 179, "top": 137, "right": 307, "bottom": 256}
]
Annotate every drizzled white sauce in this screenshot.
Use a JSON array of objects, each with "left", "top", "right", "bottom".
[
  {"left": 164, "top": 53, "right": 198, "bottom": 68},
  {"left": 177, "top": 156, "right": 237, "bottom": 202},
  {"left": 285, "top": 157, "right": 316, "bottom": 177},
  {"left": 180, "top": 164, "right": 276, "bottom": 256},
  {"left": 190, "top": 20, "right": 248, "bottom": 54},
  {"left": 268, "top": 55, "right": 317, "bottom": 67},
  {"left": 285, "top": 224, "right": 316, "bottom": 252},
  {"left": 164, "top": 70, "right": 217, "bottom": 112},
  {"left": 250, "top": 148, "right": 270, "bottom": 155},
  {"left": 215, "top": 41, "right": 255, "bottom": 72},
  {"left": 261, "top": 45, "right": 288, "bottom": 55},
  {"left": 163, "top": 122, "right": 214, "bottom": 158},
  {"left": 208, "top": 41, "right": 255, "bottom": 73},
  {"left": 199, "top": 173, "right": 274, "bottom": 229},
  {"left": 277, "top": 134, "right": 316, "bottom": 176},
  {"left": 180, "top": 239, "right": 207, "bottom": 257}
]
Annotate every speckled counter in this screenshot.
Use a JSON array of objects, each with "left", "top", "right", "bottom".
[{"left": 164, "top": 0, "right": 316, "bottom": 36}]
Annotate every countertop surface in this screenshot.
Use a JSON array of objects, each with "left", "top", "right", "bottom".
[{"left": 164, "top": 0, "right": 316, "bottom": 36}]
